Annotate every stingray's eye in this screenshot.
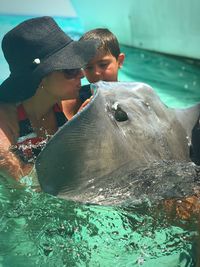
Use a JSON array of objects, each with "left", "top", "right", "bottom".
[
  {"left": 114, "top": 107, "right": 128, "bottom": 122},
  {"left": 112, "top": 102, "right": 128, "bottom": 122}
]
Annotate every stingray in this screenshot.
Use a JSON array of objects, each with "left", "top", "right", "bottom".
[{"left": 35, "top": 82, "right": 200, "bottom": 205}]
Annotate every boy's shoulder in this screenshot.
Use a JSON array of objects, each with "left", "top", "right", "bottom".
[{"left": 79, "top": 84, "right": 92, "bottom": 103}]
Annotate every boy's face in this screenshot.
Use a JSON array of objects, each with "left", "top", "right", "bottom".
[{"left": 83, "top": 51, "right": 125, "bottom": 83}]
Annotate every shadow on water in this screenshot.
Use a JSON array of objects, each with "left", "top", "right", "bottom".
[{"left": 0, "top": 175, "right": 198, "bottom": 267}]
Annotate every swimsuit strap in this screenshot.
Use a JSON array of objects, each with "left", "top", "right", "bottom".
[{"left": 17, "top": 103, "right": 34, "bottom": 137}]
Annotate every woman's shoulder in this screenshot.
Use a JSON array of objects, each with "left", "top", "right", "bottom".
[
  {"left": 0, "top": 102, "right": 18, "bottom": 123},
  {"left": 0, "top": 102, "right": 19, "bottom": 143}
]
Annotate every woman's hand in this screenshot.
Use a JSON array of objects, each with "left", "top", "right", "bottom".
[
  {"left": 0, "top": 149, "right": 23, "bottom": 180},
  {"left": 0, "top": 139, "right": 33, "bottom": 180},
  {"left": 78, "top": 96, "right": 93, "bottom": 112}
]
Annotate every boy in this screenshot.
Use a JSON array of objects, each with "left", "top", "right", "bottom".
[
  {"left": 80, "top": 28, "right": 125, "bottom": 84},
  {"left": 62, "top": 28, "right": 125, "bottom": 117}
]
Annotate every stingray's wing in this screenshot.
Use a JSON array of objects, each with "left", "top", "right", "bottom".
[{"left": 175, "top": 103, "right": 200, "bottom": 137}]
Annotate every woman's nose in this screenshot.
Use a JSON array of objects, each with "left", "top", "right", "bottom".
[
  {"left": 74, "top": 69, "right": 85, "bottom": 80},
  {"left": 79, "top": 69, "right": 85, "bottom": 79}
]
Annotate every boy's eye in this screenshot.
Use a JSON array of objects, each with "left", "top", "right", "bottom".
[
  {"left": 99, "top": 63, "right": 108, "bottom": 68},
  {"left": 84, "top": 61, "right": 110, "bottom": 72}
]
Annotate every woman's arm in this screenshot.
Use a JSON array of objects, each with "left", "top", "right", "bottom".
[
  {"left": 0, "top": 128, "right": 24, "bottom": 180},
  {"left": 0, "top": 104, "right": 32, "bottom": 180}
]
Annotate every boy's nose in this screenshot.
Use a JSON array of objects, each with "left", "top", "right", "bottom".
[{"left": 93, "top": 66, "right": 102, "bottom": 75}]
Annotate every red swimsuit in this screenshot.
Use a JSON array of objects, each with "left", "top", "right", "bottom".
[{"left": 11, "top": 103, "right": 67, "bottom": 163}]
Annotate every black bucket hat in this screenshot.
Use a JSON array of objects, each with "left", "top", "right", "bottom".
[{"left": 0, "top": 16, "right": 99, "bottom": 102}]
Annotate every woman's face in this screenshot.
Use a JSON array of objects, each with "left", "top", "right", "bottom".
[{"left": 42, "top": 69, "right": 84, "bottom": 101}]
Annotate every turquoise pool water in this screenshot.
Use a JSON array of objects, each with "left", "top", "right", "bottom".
[{"left": 0, "top": 14, "right": 200, "bottom": 267}]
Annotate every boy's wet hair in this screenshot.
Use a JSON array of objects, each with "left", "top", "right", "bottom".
[{"left": 80, "top": 28, "right": 120, "bottom": 59}]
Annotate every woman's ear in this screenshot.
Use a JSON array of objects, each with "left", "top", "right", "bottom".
[
  {"left": 39, "top": 75, "right": 48, "bottom": 90},
  {"left": 118, "top": 53, "right": 125, "bottom": 68}
]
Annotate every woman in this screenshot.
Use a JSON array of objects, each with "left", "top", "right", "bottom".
[{"left": 0, "top": 16, "right": 98, "bottom": 180}]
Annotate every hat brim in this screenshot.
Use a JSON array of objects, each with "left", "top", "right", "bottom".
[
  {"left": 0, "top": 73, "right": 36, "bottom": 102},
  {"left": 33, "top": 39, "right": 99, "bottom": 80},
  {"left": 0, "top": 39, "right": 99, "bottom": 102}
]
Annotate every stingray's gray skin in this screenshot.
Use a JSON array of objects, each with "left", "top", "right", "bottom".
[{"left": 35, "top": 82, "right": 200, "bottom": 205}]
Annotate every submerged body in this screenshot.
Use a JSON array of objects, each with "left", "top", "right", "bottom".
[{"left": 36, "top": 82, "right": 200, "bottom": 205}]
